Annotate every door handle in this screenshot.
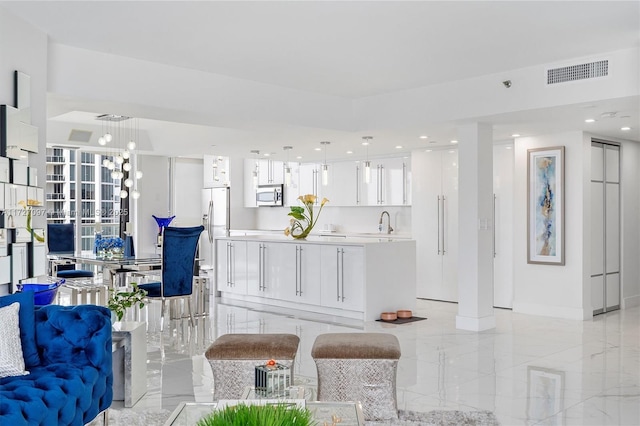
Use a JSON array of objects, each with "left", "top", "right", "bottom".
[
  {"left": 262, "top": 244, "right": 267, "bottom": 291},
  {"left": 340, "top": 248, "right": 345, "bottom": 302},
  {"left": 295, "top": 246, "right": 299, "bottom": 296},
  {"left": 336, "top": 248, "right": 340, "bottom": 301},
  {"left": 208, "top": 200, "right": 214, "bottom": 244},
  {"left": 356, "top": 165, "right": 360, "bottom": 205},
  {"left": 402, "top": 162, "right": 407, "bottom": 205},
  {"left": 437, "top": 196, "right": 441, "bottom": 255},
  {"left": 298, "top": 246, "right": 303, "bottom": 296},
  {"left": 442, "top": 196, "right": 446, "bottom": 255},
  {"left": 493, "top": 194, "right": 496, "bottom": 258}
]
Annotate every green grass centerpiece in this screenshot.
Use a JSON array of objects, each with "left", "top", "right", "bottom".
[{"left": 197, "top": 403, "right": 314, "bottom": 426}]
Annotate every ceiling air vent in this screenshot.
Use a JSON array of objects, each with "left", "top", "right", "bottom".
[
  {"left": 547, "top": 60, "right": 608, "bottom": 85},
  {"left": 68, "top": 129, "right": 92, "bottom": 143}
]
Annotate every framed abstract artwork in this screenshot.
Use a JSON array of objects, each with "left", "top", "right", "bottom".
[
  {"left": 527, "top": 146, "right": 565, "bottom": 265},
  {"left": 527, "top": 366, "right": 565, "bottom": 423}
]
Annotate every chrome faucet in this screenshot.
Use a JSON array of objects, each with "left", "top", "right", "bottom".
[{"left": 378, "top": 211, "right": 394, "bottom": 234}]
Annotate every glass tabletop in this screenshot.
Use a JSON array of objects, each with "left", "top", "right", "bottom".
[
  {"left": 54, "top": 252, "right": 161, "bottom": 267},
  {"left": 164, "top": 400, "right": 364, "bottom": 426}
]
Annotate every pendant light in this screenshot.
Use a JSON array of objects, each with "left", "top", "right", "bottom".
[
  {"left": 362, "top": 136, "right": 372, "bottom": 184},
  {"left": 283, "top": 146, "right": 293, "bottom": 187},
  {"left": 320, "top": 141, "right": 330, "bottom": 186}
]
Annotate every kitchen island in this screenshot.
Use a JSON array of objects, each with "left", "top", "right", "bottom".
[{"left": 215, "top": 235, "right": 416, "bottom": 321}]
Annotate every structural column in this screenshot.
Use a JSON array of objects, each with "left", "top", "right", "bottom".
[{"left": 456, "top": 122, "right": 496, "bottom": 331}]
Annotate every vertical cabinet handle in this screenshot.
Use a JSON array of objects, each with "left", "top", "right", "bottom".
[
  {"left": 226, "top": 243, "right": 231, "bottom": 287},
  {"left": 336, "top": 248, "right": 340, "bottom": 301},
  {"left": 442, "top": 196, "right": 446, "bottom": 255},
  {"left": 230, "top": 243, "right": 235, "bottom": 287},
  {"left": 298, "top": 246, "right": 303, "bottom": 296},
  {"left": 437, "top": 196, "right": 441, "bottom": 255},
  {"left": 258, "top": 245, "right": 262, "bottom": 290},
  {"left": 379, "top": 165, "right": 384, "bottom": 204},
  {"left": 340, "top": 248, "right": 345, "bottom": 302},
  {"left": 295, "top": 246, "right": 300, "bottom": 296},
  {"left": 493, "top": 194, "right": 497, "bottom": 258}
]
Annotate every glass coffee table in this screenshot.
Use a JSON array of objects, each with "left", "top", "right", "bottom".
[{"left": 164, "top": 400, "right": 364, "bottom": 425}]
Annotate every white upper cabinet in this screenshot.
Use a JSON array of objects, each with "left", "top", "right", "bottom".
[
  {"left": 298, "top": 163, "right": 322, "bottom": 202},
  {"left": 322, "top": 161, "right": 359, "bottom": 206},
  {"left": 243, "top": 158, "right": 257, "bottom": 208},
  {"left": 359, "top": 157, "right": 411, "bottom": 206},
  {"left": 257, "top": 159, "right": 284, "bottom": 185}
]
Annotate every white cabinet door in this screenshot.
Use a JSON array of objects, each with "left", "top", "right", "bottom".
[
  {"left": 283, "top": 162, "right": 300, "bottom": 207},
  {"left": 412, "top": 150, "right": 458, "bottom": 301},
  {"left": 11, "top": 243, "right": 28, "bottom": 286},
  {"left": 320, "top": 245, "right": 364, "bottom": 311},
  {"left": 383, "top": 157, "right": 411, "bottom": 206},
  {"left": 247, "top": 241, "right": 284, "bottom": 299},
  {"left": 31, "top": 244, "right": 46, "bottom": 277},
  {"left": 493, "top": 144, "right": 514, "bottom": 308},
  {"left": 258, "top": 160, "right": 284, "bottom": 185},
  {"left": 298, "top": 163, "right": 321, "bottom": 201},
  {"left": 0, "top": 157, "right": 9, "bottom": 183},
  {"left": 295, "top": 244, "right": 322, "bottom": 305},
  {"left": 12, "top": 161, "right": 29, "bottom": 185},
  {"left": 0, "top": 256, "right": 10, "bottom": 285},
  {"left": 244, "top": 159, "right": 257, "bottom": 207},
  {"left": 216, "top": 240, "right": 247, "bottom": 295},
  {"left": 0, "top": 183, "right": 4, "bottom": 210},
  {"left": 325, "top": 161, "right": 359, "bottom": 206}
]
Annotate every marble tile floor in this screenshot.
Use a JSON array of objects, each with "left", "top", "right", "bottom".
[{"left": 115, "top": 298, "right": 640, "bottom": 426}]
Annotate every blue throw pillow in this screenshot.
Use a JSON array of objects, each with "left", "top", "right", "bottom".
[{"left": 0, "top": 292, "right": 41, "bottom": 367}]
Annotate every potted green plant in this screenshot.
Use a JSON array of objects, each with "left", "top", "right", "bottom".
[
  {"left": 107, "top": 283, "right": 147, "bottom": 322},
  {"left": 197, "top": 403, "right": 314, "bottom": 426}
]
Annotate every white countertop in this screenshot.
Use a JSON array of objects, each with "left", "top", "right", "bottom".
[{"left": 218, "top": 233, "right": 414, "bottom": 245}]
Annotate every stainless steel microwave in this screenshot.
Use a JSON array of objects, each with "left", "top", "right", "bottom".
[{"left": 256, "top": 184, "right": 284, "bottom": 206}]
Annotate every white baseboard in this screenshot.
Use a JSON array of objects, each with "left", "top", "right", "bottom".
[
  {"left": 512, "top": 301, "right": 590, "bottom": 320},
  {"left": 623, "top": 294, "right": 640, "bottom": 309}
]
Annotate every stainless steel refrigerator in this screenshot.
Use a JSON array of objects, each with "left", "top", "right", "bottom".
[{"left": 200, "top": 187, "right": 230, "bottom": 270}]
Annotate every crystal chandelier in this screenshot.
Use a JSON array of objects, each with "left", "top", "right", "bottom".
[{"left": 96, "top": 114, "right": 142, "bottom": 200}]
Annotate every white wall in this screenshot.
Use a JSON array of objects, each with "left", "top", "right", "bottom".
[
  {"left": 172, "top": 158, "right": 203, "bottom": 227},
  {"left": 513, "top": 131, "right": 591, "bottom": 320},
  {"left": 134, "top": 155, "right": 170, "bottom": 254}
]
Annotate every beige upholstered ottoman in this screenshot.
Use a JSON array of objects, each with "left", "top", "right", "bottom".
[
  {"left": 205, "top": 333, "right": 300, "bottom": 400},
  {"left": 312, "top": 333, "right": 401, "bottom": 421}
]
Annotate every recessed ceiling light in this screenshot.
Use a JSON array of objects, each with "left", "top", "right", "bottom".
[
  {"left": 264, "top": 153, "right": 270, "bottom": 157},
  {"left": 511, "top": 133, "right": 521, "bottom": 137},
  {"left": 449, "top": 150, "right": 455, "bottom": 153},
  {"left": 621, "top": 126, "right": 631, "bottom": 131},
  {"left": 425, "top": 149, "right": 432, "bottom": 152},
  {"left": 585, "top": 119, "right": 596, "bottom": 123},
  {"left": 345, "top": 150, "right": 353, "bottom": 154},
  {"left": 450, "top": 140, "right": 458, "bottom": 144},
  {"left": 314, "top": 147, "right": 321, "bottom": 151},
  {"left": 505, "top": 146, "right": 512, "bottom": 150},
  {"left": 395, "top": 145, "right": 403, "bottom": 149},
  {"left": 362, "top": 142, "right": 370, "bottom": 146},
  {"left": 419, "top": 135, "right": 428, "bottom": 139},
  {"left": 296, "top": 156, "right": 302, "bottom": 159}
]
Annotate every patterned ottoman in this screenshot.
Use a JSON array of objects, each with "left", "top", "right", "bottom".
[
  {"left": 205, "top": 333, "right": 300, "bottom": 400},
  {"left": 311, "top": 333, "right": 401, "bottom": 421}
]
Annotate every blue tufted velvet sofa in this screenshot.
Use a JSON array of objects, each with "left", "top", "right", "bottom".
[{"left": 0, "top": 300, "right": 113, "bottom": 426}]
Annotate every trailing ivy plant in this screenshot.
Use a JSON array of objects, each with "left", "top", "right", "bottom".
[
  {"left": 196, "top": 403, "right": 314, "bottom": 426},
  {"left": 107, "top": 284, "right": 147, "bottom": 321}
]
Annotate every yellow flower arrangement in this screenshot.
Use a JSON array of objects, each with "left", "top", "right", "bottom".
[
  {"left": 284, "top": 194, "right": 329, "bottom": 239},
  {"left": 18, "top": 199, "right": 45, "bottom": 243}
]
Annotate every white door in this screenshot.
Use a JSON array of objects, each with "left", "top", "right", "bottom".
[
  {"left": 493, "top": 144, "right": 514, "bottom": 308},
  {"left": 297, "top": 244, "right": 322, "bottom": 306},
  {"left": 590, "top": 142, "right": 620, "bottom": 314},
  {"left": 31, "top": 244, "right": 47, "bottom": 277},
  {"left": 440, "top": 150, "right": 459, "bottom": 302},
  {"left": 324, "top": 161, "right": 358, "bottom": 206},
  {"left": 298, "top": 163, "right": 319, "bottom": 199},
  {"left": 244, "top": 159, "right": 257, "bottom": 208}
]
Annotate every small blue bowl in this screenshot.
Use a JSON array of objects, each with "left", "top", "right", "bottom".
[{"left": 17, "top": 279, "right": 65, "bottom": 306}]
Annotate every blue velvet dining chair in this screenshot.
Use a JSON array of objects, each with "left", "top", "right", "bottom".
[
  {"left": 46, "top": 223, "right": 95, "bottom": 279},
  {"left": 138, "top": 225, "right": 204, "bottom": 331}
]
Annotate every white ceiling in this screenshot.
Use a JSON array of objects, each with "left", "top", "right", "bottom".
[{"left": 2, "top": 0, "right": 639, "bottom": 160}]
